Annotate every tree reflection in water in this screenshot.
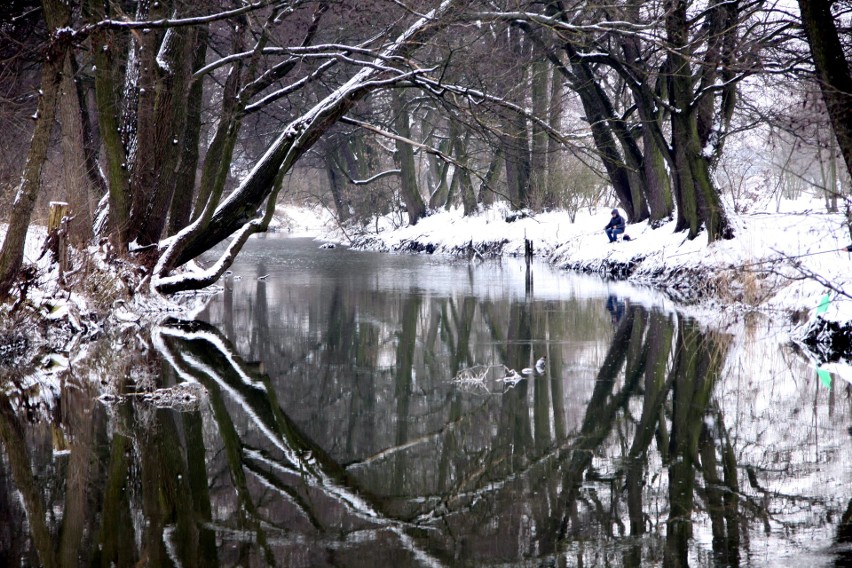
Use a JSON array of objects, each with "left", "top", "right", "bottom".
[{"left": 0, "top": 301, "right": 850, "bottom": 566}]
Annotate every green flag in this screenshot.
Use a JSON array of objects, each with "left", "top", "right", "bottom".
[
  {"left": 817, "top": 368, "right": 832, "bottom": 389},
  {"left": 816, "top": 293, "right": 831, "bottom": 315}
]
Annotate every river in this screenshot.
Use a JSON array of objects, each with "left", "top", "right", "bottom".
[{"left": 0, "top": 236, "right": 850, "bottom": 567}]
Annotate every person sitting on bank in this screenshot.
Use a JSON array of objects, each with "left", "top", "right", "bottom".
[{"left": 604, "top": 208, "right": 625, "bottom": 243}]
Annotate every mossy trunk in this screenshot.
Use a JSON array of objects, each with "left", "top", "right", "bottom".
[
  {"left": 168, "top": 26, "right": 209, "bottom": 236},
  {"left": 666, "top": 0, "right": 733, "bottom": 242},
  {"left": 87, "top": 0, "right": 130, "bottom": 246}
]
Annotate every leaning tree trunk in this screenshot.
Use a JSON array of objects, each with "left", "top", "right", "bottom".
[
  {"left": 560, "top": 45, "right": 638, "bottom": 220},
  {"left": 0, "top": 1, "right": 69, "bottom": 300},
  {"left": 798, "top": 0, "right": 852, "bottom": 183},
  {"left": 155, "top": 1, "right": 459, "bottom": 292},
  {"left": 190, "top": 19, "right": 247, "bottom": 227}
]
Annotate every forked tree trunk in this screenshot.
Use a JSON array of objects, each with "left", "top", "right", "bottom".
[{"left": 666, "top": 0, "right": 733, "bottom": 242}]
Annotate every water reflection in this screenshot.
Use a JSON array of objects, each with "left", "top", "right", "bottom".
[{"left": 0, "top": 240, "right": 850, "bottom": 566}]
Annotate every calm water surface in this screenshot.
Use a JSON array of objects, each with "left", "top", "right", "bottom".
[{"left": 1, "top": 236, "right": 850, "bottom": 567}]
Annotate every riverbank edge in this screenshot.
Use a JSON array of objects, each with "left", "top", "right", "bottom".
[{"left": 348, "top": 230, "right": 852, "bottom": 364}]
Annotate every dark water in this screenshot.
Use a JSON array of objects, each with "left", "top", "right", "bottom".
[{"left": 1, "top": 236, "right": 850, "bottom": 567}]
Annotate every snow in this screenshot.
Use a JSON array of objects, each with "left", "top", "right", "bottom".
[
  {"left": 313, "top": 197, "right": 852, "bottom": 335},
  {"left": 4, "top": 192, "right": 851, "bottom": 358}
]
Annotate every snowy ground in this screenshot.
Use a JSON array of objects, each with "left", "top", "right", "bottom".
[
  {"left": 309, "top": 198, "right": 852, "bottom": 346},
  {"left": 3, "top": 197, "right": 851, "bottom": 356}
]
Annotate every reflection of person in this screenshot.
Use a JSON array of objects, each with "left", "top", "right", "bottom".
[
  {"left": 604, "top": 209, "right": 625, "bottom": 243},
  {"left": 605, "top": 294, "right": 625, "bottom": 324}
]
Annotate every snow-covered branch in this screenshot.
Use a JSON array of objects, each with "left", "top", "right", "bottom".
[
  {"left": 77, "top": 0, "right": 287, "bottom": 35},
  {"left": 156, "top": 0, "right": 461, "bottom": 289}
]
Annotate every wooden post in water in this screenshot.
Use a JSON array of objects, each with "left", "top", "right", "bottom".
[
  {"left": 47, "top": 201, "right": 68, "bottom": 277},
  {"left": 524, "top": 236, "right": 533, "bottom": 296}
]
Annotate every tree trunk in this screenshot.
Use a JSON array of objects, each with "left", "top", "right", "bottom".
[
  {"left": 456, "top": 135, "right": 477, "bottom": 216},
  {"left": 128, "top": 0, "right": 196, "bottom": 246},
  {"left": 501, "top": 27, "right": 531, "bottom": 210},
  {"left": 642, "top": 120, "right": 674, "bottom": 223},
  {"left": 391, "top": 90, "right": 426, "bottom": 225},
  {"left": 168, "top": 26, "right": 209, "bottom": 236},
  {"left": 478, "top": 149, "right": 503, "bottom": 207},
  {"left": 545, "top": 66, "right": 563, "bottom": 209},
  {"left": 323, "top": 139, "right": 351, "bottom": 222},
  {"left": 798, "top": 0, "right": 852, "bottom": 182},
  {"left": 615, "top": 5, "right": 674, "bottom": 223},
  {"left": 0, "top": 0, "right": 69, "bottom": 299},
  {"left": 530, "top": 54, "right": 549, "bottom": 208},
  {"left": 666, "top": 0, "right": 733, "bottom": 242},
  {"left": 87, "top": 0, "right": 130, "bottom": 246},
  {"left": 58, "top": 52, "right": 94, "bottom": 245},
  {"left": 560, "top": 46, "right": 637, "bottom": 220}
]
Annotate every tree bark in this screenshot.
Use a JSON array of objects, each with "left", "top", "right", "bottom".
[
  {"left": 168, "top": 26, "right": 209, "bottom": 236},
  {"left": 391, "top": 89, "right": 426, "bottom": 224},
  {"left": 666, "top": 0, "right": 733, "bottom": 241},
  {"left": 797, "top": 0, "right": 852, "bottom": 182},
  {"left": 0, "top": 0, "right": 69, "bottom": 299},
  {"left": 87, "top": 0, "right": 130, "bottom": 245}
]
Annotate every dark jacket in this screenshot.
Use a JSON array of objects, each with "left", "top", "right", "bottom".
[{"left": 605, "top": 213, "right": 625, "bottom": 231}]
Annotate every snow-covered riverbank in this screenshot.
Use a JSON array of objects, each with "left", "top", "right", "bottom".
[
  {"left": 313, "top": 200, "right": 852, "bottom": 358},
  {"left": 3, "top": 198, "right": 851, "bottom": 365}
]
